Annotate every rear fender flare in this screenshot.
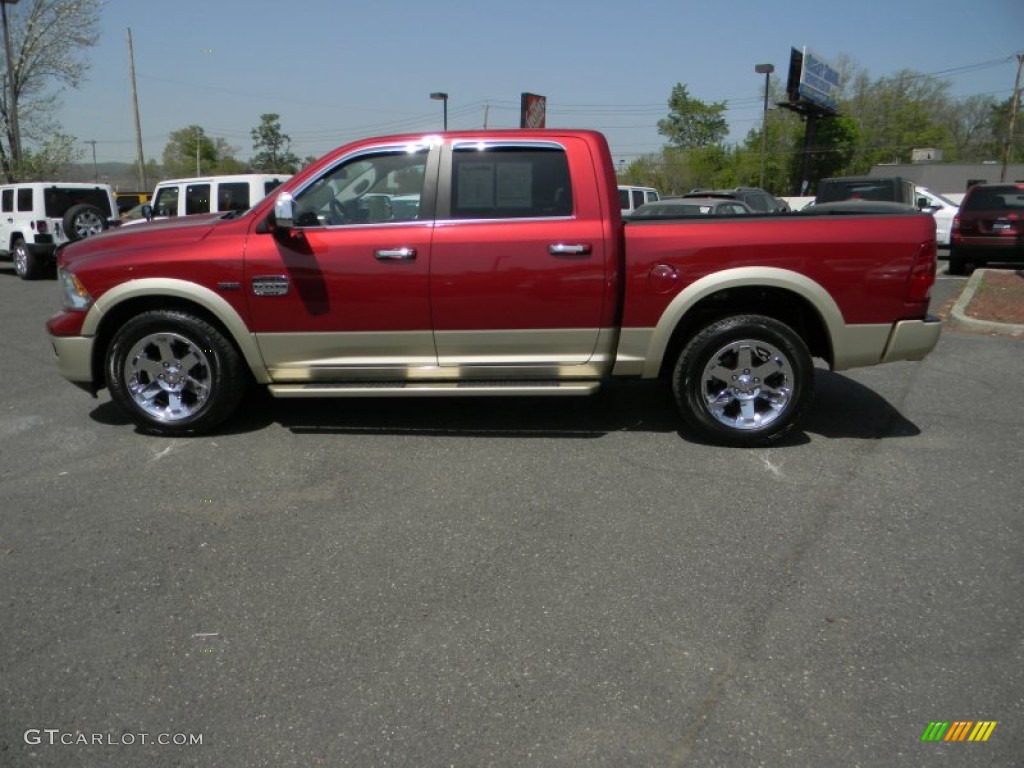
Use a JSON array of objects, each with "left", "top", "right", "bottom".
[{"left": 641, "top": 267, "right": 843, "bottom": 378}]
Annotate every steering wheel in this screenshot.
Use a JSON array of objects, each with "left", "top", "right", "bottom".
[{"left": 328, "top": 198, "right": 348, "bottom": 225}]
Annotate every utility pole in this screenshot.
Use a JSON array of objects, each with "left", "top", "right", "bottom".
[
  {"left": 196, "top": 127, "right": 201, "bottom": 175},
  {"left": 127, "top": 28, "right": 148, "bottom": 192},
  {"left": 85, "top": 140, "right": 98, "bottom": 181},
  {"left": 999, "top": 52, "right": 1024, "bottom": 182},
  {"left": 1, "top": 0, "right": 22, "bottom": 180}
]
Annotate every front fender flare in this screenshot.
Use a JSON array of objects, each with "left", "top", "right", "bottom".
[{"left": 82, "top": 278, "right": 269, "bottom": 384}]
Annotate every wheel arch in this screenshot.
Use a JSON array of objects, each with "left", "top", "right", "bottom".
[
  {"left": 84, "top": 279, "right": 269, "bottom": 388},
  {"left": 644, "top": 268, "right": 841, "bottom": 379}
]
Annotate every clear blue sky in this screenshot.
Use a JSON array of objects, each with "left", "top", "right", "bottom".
[{"left": 47, "top": 0, "right": 1024, "bottom": 173}]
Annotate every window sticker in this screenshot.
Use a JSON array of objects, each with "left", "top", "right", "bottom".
[
  {"left": 457, "top": 163, "right": 495, "bottom": 208},
  {"left": 496, "top": 162, "right": 533, "bottom": 208}
]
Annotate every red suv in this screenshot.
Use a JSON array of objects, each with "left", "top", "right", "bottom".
[{"left": 949, "top": 183, "right": 1024, "bottom": 275}]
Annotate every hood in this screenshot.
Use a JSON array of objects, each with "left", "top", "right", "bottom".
[{"left": 60, "top": 211, "right": 232, "bottom": 268}]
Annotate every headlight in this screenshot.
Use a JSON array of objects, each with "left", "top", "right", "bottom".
[{"left": 58, "top": 268, "right": 93, "bottom": 311}]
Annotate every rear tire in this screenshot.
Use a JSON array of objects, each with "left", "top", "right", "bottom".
[
  {"left": 672, "top": 315, "right": 814, "bottom": 447},
  {"left": 105, "top": 310, "right": 246, "bottom": 436},
  {"left": 12, "top": 238, "right": 47, "bottom": 280}
]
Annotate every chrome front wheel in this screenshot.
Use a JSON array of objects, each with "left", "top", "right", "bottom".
[
  {"left": 123, "top": 332, "right": 213, "bottom": 422},
  {"left": 106, "top": 310, "right": 246, "bottom": 436}
]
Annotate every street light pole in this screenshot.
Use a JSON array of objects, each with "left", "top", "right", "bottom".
[
  {"left": 1, "top": 0, "right": 22, "bottom": 180},
  {"left": 430, "top": 92, "right": 448, "bottom": 131},
  {"left": 754, "top": 63, "right": 774, "bottom": 189}
]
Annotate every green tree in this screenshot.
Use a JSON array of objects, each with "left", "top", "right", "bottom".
[
  {"left": 990, "top": 95, "right": 1024, "bottom": 165},
  {"left": 657, "top": 84, "right": 729, "bottom": 149},
  {"left": 0, "top": 0, "right": 102, "bottom": 181},
  {"left": 161, "top": 126, "right": 241, "bottom": 177},
  {"left": 19, "top": 132, "right": 83, "bottom": 180},
  {"left": 250, "top": 113, "right": 300, "bottom": 173}
]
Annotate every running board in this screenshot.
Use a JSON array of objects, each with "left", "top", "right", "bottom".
[{"left": 268, "top": 381, "right": 601, "bottom": 398}]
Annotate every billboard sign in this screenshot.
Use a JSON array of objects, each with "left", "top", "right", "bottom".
[
  {"left": 785, "top": 47, "right": 840, "bottom": 114},
  {"left": 520, "top": 93, "right": 547, "bottom": 129}
]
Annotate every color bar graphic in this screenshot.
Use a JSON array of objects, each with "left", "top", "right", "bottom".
[{"left": 921, "top": 721, "right": 997, "bottom": 742}]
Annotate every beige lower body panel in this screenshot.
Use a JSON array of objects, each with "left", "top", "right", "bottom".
[
  {"left": 51, "top": 336, "right": 95, "bottom": 384},
  {"left": 258, "top": 328, "right": 618, "bottom": 383},
  {"left": 611, "top": 319, "right": 941, "bottom": 377}
]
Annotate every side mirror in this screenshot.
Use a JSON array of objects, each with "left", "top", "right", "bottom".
[
  {"left": 274, "top": 192, "right": 296, "bottom": 230},
  {"left": 141, "top": 204, "right": 153, "bottom": 221},
  {"left": 917, "top": 197, "right": 938, "bottom": 212}
]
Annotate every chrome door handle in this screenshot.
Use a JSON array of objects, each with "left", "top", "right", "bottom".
[
  {"left": 548, "top": 243, "right": 592, "bottom": 256},
  {"left": 375, "top": 247, "right": 417, "bottom": 261}
]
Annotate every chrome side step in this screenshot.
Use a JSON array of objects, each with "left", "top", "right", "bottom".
[{"left": 268, "top": 381, "right": 601, "bottom": 398}]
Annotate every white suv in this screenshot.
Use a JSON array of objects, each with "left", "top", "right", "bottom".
[
  {"left": 126, "top": 174, "right": 291, "bottom": 225},
  {"left": 0, "top": 182, "right": 118, "bottom": 280}
]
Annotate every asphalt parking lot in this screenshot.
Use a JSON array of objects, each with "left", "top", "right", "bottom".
[{"left": 1, "top": 269, "right": 1021, "bottom": 767}]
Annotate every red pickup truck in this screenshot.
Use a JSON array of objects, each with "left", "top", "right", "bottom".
[{"left": 48, "top": 130, "right": 941, "bottom": 445}]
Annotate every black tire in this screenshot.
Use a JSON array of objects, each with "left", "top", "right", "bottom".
[
  {"left": 105, "top": 310, "right": 246, "bottom": 436},
  {"left": 672, "top": 314, "right": 814, "bottom": 447},
  {"left": 947, "top": 251, "right": 967, "bottom": 276},
  {"left": 11, "top": 238, "right": 47, "bottom": 280},
  {"left": 63, "top": 203, "right": 108, "bottom": 242}
]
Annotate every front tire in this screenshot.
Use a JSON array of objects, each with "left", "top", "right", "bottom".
[
  {"left": 105, "top": 310, "right": 246, "bottom": 436},
  {"left": 672, "top": 315, "right": 813, "bottom": 446}
]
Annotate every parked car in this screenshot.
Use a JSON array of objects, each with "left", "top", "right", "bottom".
[
  {"left": 948, "top": 183, "right": 1024, "bottom": 275},
  {"left": 0, "top": 182, "right": 118, "bottom": 279},
  {"left": 630, "top": 198, "right": 752, "bottom": 218},
  {"left": 49, "top": 129, "right": 940, "bottom": 445},
  {"left": 114, "top": 192, "right": 149, "bottom": 214},
  {"left": 681, "top": 187, "right": 787, "bottom": 213},
  {"left": 126, "top": 174, "right": 291, "bottom": 225},
  {"left": 619, "top": 185, "right": 660, "bottom": 216},
  {"left": 915, "top": 186, "right": 959, "bottom": 247}
]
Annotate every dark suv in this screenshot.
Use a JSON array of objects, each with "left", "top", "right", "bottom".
[
  {"left": 681, "top": 187, "right": 788, "bottom": 213},
  {"left": 948, "top": 183, "right": 1024, "bottom": 275}
]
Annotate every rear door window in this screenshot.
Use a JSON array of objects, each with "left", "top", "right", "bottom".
[
  {"left": 449, "top": 145, "right": 572, "bottom": 219},
  {"left": 185, "top": 184, "right": 211, "bottom": 215},
  {"left": 17, "top": 188, "right": 33, "bottom": 211}
]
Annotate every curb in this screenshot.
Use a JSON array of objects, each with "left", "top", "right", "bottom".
[{"left": 949, "top": 268, "right": 1024, "bottom": 334}]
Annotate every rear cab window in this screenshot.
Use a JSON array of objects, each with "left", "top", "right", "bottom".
[{"left": 449, "top": 145, "right": 572, "bottom": 219}]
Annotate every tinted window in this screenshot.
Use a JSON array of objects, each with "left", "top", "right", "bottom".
[
  {"left": 264, "top": 179, "right": 284, "bottom": 195},
  {"left": 618, "top": 189, "right": 629, "bottom": 208},
  {"left": 185, "top": 184, "right": 211, "bottom": 215},
  {"left": 1, "top": 189, "right": 12, "bottom": 213},
  {"left": 632, "top": 190, "right": 644, "bottom": 210},
  {"left": 962, "top": 186, "right": 1024, "bottom": 212},
  {"left": 292, "top": 149, "right": 428, "bottom": 226},
  {"left": 41, "top": 188, "right": 113, "bottom": 217},
  {"left": 451, "top": 146, "right": 572, "bottom": 219},
  {"left": 17, "top": 189, "right": 33, "bottom": 211},
  {"left": 153, "top": 186, "right": 180, "bottom": 217},
  {"left": 217, "top": 182, "right": 249, "bottom": 212}
]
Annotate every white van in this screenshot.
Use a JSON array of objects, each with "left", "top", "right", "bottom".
[
  {"left": 131, "top": 174, "right": 292, "bottom": 224},
  {"left": 619, "top": 185, "right": 660, "bottom": 216},
  {"left": 914, "top": 186, "right": 959, "bottom": 246}
]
